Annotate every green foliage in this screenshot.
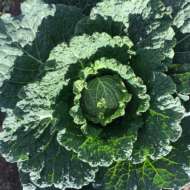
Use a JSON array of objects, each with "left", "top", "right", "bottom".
[
  {"left": 0, "top": 0, "right": 190, "bottom": 190},
  {"left": 44, "top": 0, "right": 101, "bottom": 14}
]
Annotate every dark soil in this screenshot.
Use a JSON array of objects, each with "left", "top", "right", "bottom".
[
  {"left": 0, "top": 0, "right": 21, "bottom": 16},
  {"left": 0, "top": 157, "right": 21, "bottom": 190}
]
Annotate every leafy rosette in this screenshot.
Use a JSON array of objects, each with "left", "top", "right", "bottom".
[{"left": 0, "top": 0, "right": 190, "bottom": 190}]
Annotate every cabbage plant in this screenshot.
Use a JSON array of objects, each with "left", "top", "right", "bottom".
[{"left": 0, "top": 0, "right": 190, "bottom": 190}]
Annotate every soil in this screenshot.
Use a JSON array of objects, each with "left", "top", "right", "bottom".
[
  {"left": 0, "top": 157, "right": 21, "bottom": 190},
  {"left": 0, "top": 0, "right": 21, "bottom": 16},
  {"left": 181, "top": 185, "right": 190, "bottom": 190}
]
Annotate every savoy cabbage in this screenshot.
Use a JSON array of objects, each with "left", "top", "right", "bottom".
[{"left": 0, "top": 0, "right": 190, "bottom": 189}]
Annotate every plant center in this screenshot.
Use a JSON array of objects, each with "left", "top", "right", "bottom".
[{"left": 81, "top": 75, "right": 132, "bottom": 126}]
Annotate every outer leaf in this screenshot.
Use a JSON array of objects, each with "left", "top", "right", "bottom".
[
  {"left": 163, "top": 0, "right": 190, "bottom": 33},
  {"left": 174, "top": 6, "right": 190, "bottom": 33},
  {"left": 132, "top": 72, "right": 185, "bottom": 163},
  {"left": 76, "top": 0, "right": 175, "bottom": 78},
  {"left": 100, "top": 117, "right": 190, "bottom": 190},
  {"left": 0, "top": 110, "right": 97, "bottom": 189},
  {"left": 0, "top": 0, "right": 53, "bottom": 109},
  {"left": 20, "top": 171, "right": 59, "bottom": 190},
  {"left": 100, "top": 161, "right": 160, "bottom": 190},
  {"left": 24, "top": 138, "right": 97, "bottom": 189},
  {"left": 20, "top": 170, "right": 95, "bottom": 190},
  {"left": 0, "top": 0, "right": 83, "bottom": 110},
  {"left": 58, "top": 117, "right": 142, "bottom": 167}
]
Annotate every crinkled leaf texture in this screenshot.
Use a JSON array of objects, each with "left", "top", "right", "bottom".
[
  {"left": 0, "top": 0, "right": 189, "bottom": 190},
  {"left": 163, "top": 0, "right": 190, "bottom": 33},
  {"left": 20, "top": 170, "right": 58, "bottom": 190},
  {"left": 20, "top": 170, "right": 93, "bottom": 190},
  {"left": 20, "top": 170, "right": 94, "bottom": 190},
  {"left": 76, "top": 0, "right": 176, "bottom": 75},
  {"left": 0, "top": 0, "right": 83, "bottom": 110},
  {"left": 97, "top": 117, "right": 190, "bottom": 190},
  {"left": 0, "top": 68, "right": 97, "bottom": 189}
]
